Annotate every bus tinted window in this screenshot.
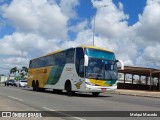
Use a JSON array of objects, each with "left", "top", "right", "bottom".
[
  {"left": 76, "top": 48, "right": 84, "bottom": 77},
  {"left": 30, "top": 56, "right": 50, "bottom": 68},
  {"left": 29, "top": 49, "right": 74, "bottom": 68},
  {"left": 29, "top": 60, "right": 33, "bottom": 68},
  {"left": 66, "top": 48, "right": 75, "bottom": 63},
  {"left": 50, "top": 55, "right": 55, "bottom": 65},
  {"left": 31, "top": 59, "right": 38, "bottom": 68},
  {"left": 40, "top": 56, "right": 50, "bottom": 67},
  {"left": 51, "top": 52, "right": 66, "bottom": 66},
  {"left": 86, "top": 48, "right": 115, "bottom": 60}
]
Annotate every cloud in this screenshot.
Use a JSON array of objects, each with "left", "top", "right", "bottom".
[
  {"left": 88, "top": 0, "right": 135, "bottom": 66},
  {"left": 60, "top": 0, "right": 79, "bottom": 18},
  {"left": 0, "top": 0, "right": 5, "bottom": 4},
  {"left": 69, "top": 20, "right": 88, "bottom": 33},
  {"left": 135, "top": 0, "right": 160, "bottom": 44},
  {"left": 134, "top": 0, "right": 160, "bottom": 67},
  {"left": 0, "top": 32, "right": 62, "bottom": 56},
  {"left": 39, "top": 0, "right": 138, "bottom": 67},
  {"left": 0, "top": 32, "right": 63, "bottom": 73},
  {"left": 0, "top": 0, "right": 160, "bottom": 74},
  {"left": 92, "top": 0, "right": 130, "bottom": 39},
  {"left": 1, "top": 0, "right": 68, "bottom": 39},
  {"left": 0, "top": 16, "right": 6, "bottom": 30},
  {"left": 136, "top": 44, "right": 160, "bottom": 68},
  {"left": 0, "top": 0, "right": 79, "bottom": 74},
  {"left": 0, "top": 56, "right": 29, "bottom": 69},
  {"left": 89, "top": 0, "right": 160, "bottom": 68}
]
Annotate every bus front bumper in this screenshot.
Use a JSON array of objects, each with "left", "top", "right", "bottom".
[{"left": 85, "top": 84, "right": 117, "bottom": 93}]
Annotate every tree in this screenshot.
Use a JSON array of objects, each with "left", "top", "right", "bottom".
[
  {"left": 10, "top": 66, "right": 28, "bottom": 80},
  {"left": 20, "top": 66, "right": 28, "bottom": 79},
  {"left": 21, "top": 66, "right": 28, "bottom": 74},
  {"left": 10, "top": 67, "right": 19, "bottom": 77}
]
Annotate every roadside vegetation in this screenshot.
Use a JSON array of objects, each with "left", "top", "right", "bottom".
[{"left": 9, "top": 66, "right": 28, "bottom": 80}]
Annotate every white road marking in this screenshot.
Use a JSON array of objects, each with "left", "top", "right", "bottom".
[
  {"left": 42, "top": 106, "right": 86, "bottom": 120},
  {"left": 42, "top": 107, "right": 56, "bottom": 111},
  {"left": 8, "top": 96, "right": 24, "bottom": 102}
]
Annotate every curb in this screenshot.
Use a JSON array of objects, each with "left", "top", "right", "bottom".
[
  {"left": 107, "top": 91, "right": 160, "bottom": 98},
  {"left": 0, "top": 84, "right": 4, "bottom": 86}
]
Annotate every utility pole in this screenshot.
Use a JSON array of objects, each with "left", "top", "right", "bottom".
[{"left": 93, "top": 5, "right": 108, "bottom": 46}]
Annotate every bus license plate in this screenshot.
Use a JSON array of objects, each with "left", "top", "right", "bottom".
[{"left": 101, "top": 88, "right": 106, "bottom": 92}]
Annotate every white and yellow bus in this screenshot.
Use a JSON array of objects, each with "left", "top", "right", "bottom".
[{"left": 28, "top": 46, "right": 123, "bottom": 96}]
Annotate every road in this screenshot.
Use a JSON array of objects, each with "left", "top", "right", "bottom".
[{"left": 0, "top": 85, "right": 160, "bottom": 120}]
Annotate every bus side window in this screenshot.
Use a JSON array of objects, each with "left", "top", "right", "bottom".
[
  {"left": 39, "top": 58, "right": 43, "bottom": 67},
  {"left": 76, "top": 48, "right": 84, "bottom": 77},
  {"left": 66, "top": 48, "right": 75, "bottom": 63},
  {"left": 50, "top": 55, "right": 55, "bottom": 66},
  {"left": 43, "top": 56, "right": 50, "bottom": 67},
  {"left": 29, "top": 60, "right": 33, "bottom": 68},
  {"left": 52, "top": 52, "right": 66, "bottom": 66},
  {"left": 59, "top": 51, "right": 66, "bottom": 65},
  {"left": 54, "top": 54, "right": 59, "bottom": 65},
  {"left": 32, "top": 59, "right": 39, "bottom": 68}
]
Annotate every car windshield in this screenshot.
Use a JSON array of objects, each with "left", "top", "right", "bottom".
[
  {"left": 9, "top": 80, "right": 14, "bottom": 82},
  {"left": 85, "top": 48, "right": 118, "bottom": 80}
]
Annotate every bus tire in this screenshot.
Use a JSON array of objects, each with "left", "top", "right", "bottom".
[
  {"left": 65, "top": 81, "right": 74, "bottom": 96},
  {"left": 32, "top": 81, "right": 36, "bottom": 91},
  {"left": 92, "top": 92, "right": 100, "bottom": 97},
  {"left": 35, "top": 81, "right": 39, "bottom": 91}
]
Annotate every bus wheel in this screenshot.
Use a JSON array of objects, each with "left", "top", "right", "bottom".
[
  {"left": 35, "top": 81, "right": 39, "bottom": 91},
  {"left": 92, "top": 92, "right": 100, "bottom": 97},
  {"left": 32, "top": 81, "right": 36, "bottom": 91},
  {"left": 65, "top": 81, "right": 74, "bottom": 96}
]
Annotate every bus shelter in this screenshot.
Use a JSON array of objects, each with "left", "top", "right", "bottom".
[{"left": 118, "top": 66, "right": 160, "bottom": 91}]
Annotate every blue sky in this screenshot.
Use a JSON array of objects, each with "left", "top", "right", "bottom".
[
  {"left": 72, "top": 0, "right": 147, "bottom": 26},
  {"left": 0, "top": 0, "right": 147, "bottom": 39},
  {"left": 68, "top": 0, "right": 147, "bottom": 41},
  {"left": 113, "top": 0, "right": 146, "bottom": 25},
  {"left": 0, "top": 0, "right": 160, "bottom": 74}
]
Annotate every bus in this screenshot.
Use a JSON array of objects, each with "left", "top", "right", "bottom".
[{"left": 28, "top": 46, "right": 123, "bottom": 96}]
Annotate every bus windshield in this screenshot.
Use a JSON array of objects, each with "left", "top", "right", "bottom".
[
  {"left": 85, "top": 48, "right": 115, "bottom": 60},
  {"left": 85, "top": 48, "right": 117, "bottom": 80}
]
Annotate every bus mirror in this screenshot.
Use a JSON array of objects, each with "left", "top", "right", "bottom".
[
  {"left": 115, "top": 60, "right": 119, "bottom": 63},
  {"left": 118, "top": 60, "right": 124, "bottom": 70},
  {"left": 84, "top": 55, "right": 89, "bottom": 66}
]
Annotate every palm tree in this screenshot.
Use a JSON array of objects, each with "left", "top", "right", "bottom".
[
  {"left": 20, "top": 66, "right": 28, "bottom": 79},
  {"left": 20, "top": 72, "right": 25, "bottom": 79},
  {"left": 21, "top": 66, "right": 28, "bottom": 74},
  {"left": 10, "top": 67, "right": 19, "bottom": 78}
]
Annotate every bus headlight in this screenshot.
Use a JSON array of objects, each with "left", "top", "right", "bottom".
[{"left": 85, "top": 82, "right": 95, "bottom": 86}]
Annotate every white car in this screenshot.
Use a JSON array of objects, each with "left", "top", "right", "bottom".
[{"left": 18, "top": 80, "right": 27, "bottom": 87}]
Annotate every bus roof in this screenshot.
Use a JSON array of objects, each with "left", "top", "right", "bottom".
[
  {"left": 31, "top": 46, "right": 113, "bottom": 60},
  {"left": 80, "top": 46, "right": 113, "bottom": 52}
]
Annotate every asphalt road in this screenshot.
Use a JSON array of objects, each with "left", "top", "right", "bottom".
[{"left": 0, "top": 85, "right": 160, "bottom": 120}]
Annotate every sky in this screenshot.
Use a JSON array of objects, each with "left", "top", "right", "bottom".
[{"left": 0, "top": 0, "right": 160, "bottom": 75}]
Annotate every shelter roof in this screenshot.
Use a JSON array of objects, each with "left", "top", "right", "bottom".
[{"left": 118, "top": 66, "right": 160, "bottom": 78}]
